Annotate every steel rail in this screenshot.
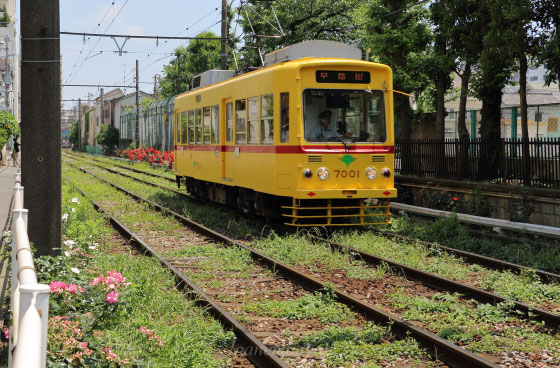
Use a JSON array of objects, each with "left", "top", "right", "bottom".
[
  {"left": 305, "top": 234, "right": 560, "bottom": 329},
  {"left": 64, "top": 156, "right": 560, "bottom": 327},
  {"left": 64, "top": 161, "right": 499, "bottom": 368},
  {"left": 62, "top": 176, "right": 289, "bottom": 368},
  {"left": 377, "top": 230, "right": 560, "bottom": 284},
  {"left": 64, "top": 153, "right": 175, "bottom": 183},
  {"left": 65, "top": 154, "right": 560, "bottom": 285}
]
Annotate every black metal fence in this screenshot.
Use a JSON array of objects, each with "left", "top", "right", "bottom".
[{"left": 395, "top": 138, "right": 560, "bottom": 188}]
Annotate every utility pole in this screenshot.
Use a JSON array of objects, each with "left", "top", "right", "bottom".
[
  {"left": 21, "top": 0, "right": 61, "bottom": 256},
  {"left": 99, "top": 88, "right": 104, "bottom": 126},
  {"left": 221, "top": 0, "right": 227, "bottom": 70},
  {"left": 153, "top": 74, "right": 157, "bottom": 97},
  {"left": 4, "top": 36, "right": 10, "bottom": 111},
  {"left": 135, "top": 59, "right": 139, "bottom": 145},
  {"left": 78, "top": 98, "right": 81, "bottom": 151}
]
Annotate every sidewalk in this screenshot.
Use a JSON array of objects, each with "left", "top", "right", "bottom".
[
  {"left": 0, "top": 162, "right": 18, "bottom": 235},
  {"left": 0, "top": 160, "right": 18, "bottom": 356}
]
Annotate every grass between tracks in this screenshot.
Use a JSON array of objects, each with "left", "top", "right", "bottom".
[
  {"left": 63, "top": 155, "right": 560, "bottom": 363},
  {"left": 37, "top": 179, "right": 235, "bottom": 367},
  {"left": 330, "top": 230, "right": 560, "bottom": 308},
  {"left": 388, "top": 212, "right": 560, "bottom": 273},
  {"left": 61, "top": 162, "right": 433, "bottom": 367}
]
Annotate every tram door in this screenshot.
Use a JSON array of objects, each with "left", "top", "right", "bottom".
[{"left": 222, "top": 98, "right": 234, "bottom": 180}]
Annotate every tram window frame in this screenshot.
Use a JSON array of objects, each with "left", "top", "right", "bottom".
[
  {"left": 226, "top": 102, "right": 233, "bottom": 142},
  {"left": 280, "top": 92, "right": 289, "bottom": 143},
  {"left": 181, "top": 111, "right": 187, "bottom": 143},
  {"left": 235, "top": 98, "right": 247, "bottom": 144},
  {"left": 195, "top": 108, "right": 202, "bottom": 144},
  {"left": 187, "top": 110, "right": 194, "bottom": 144},
  {"left": 203, "top": 106, "right": 211, "bottom": 145},
  {"left": 248, "top": 96, "right": 259, "bottom": 145},
  {"left": 211, "top": 104, "right": 219, "bottom": 144},
  {"left": 260, "top": 94, "right": 274, "bottom": 145},
  {"left": 176, "top": 112, "right": 180, "bottom": 143}
]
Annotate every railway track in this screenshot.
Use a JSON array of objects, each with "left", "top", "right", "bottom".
[
  {"left": 63, "top": 154, "right": 560, "bottom": 367},
  {"left": 64, "top": 153, "right": 560, "bottom": 283}
]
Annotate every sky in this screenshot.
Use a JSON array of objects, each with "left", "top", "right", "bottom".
[{"left": 55, "top": 0, "right": 240, "bottom": 109}]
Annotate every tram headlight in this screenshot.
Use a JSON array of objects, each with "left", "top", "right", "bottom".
[
  {"left": 365, "top": 167, "right": 377, "bottom": 180},
  {"left": 317, "top": 167, "right": 329, "bottom": 181},
  {"left": 303, "top": 168, "right": 313, "bottom": 178}
]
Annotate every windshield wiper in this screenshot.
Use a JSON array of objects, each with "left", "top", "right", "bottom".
[{"left": 333, "top": 131, "right": 351, "bottom": 149}]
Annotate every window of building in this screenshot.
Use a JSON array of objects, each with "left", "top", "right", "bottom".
[
  {"left": 280, "top": 93, "right": 289, "bottom": 143},
  {"left": 248, "top": 96, "right": 259, "bottom": 144},
  {"left": 530, "top": 76, "right": 538, "bottom": 81},
  {"left": 226, "top": 102, "right": 233, "bottom": 142},
  {"left": 203, "top": 107, "right": 211, "bottom": 144},
  {"left": 261, "top": 94, "right": 273, "bottom": 144},
  {"left": 236, "top": 99, "right": 247, "bottom": 144},
  {"left": 211, "top": 105, "right": 219, "bottom": 144}
]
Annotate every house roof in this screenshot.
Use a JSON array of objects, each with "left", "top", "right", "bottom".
[{"left": 502, "top": 92, "right": 560, "bottom": 107}]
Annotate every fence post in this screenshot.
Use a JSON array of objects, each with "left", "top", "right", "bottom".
[{"left": 13, "top": 285, "right": 47, "bottom": 368}]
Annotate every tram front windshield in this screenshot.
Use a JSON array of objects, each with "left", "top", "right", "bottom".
[{"left": 303, "top": 89, "right": 386, "bottom": 144}]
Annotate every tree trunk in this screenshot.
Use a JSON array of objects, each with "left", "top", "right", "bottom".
[
  {"left": 457, "top": 62, "right": 471, "bottom": 141},
  {"left": 457, "top": 61, "right": 472, "bottom": 180},
  {"left": 398, "top": 104, "right": 413, "bottom": 175},
  {"left": 519, "top": 54, "right": 530, "bottom": 185},
  {"left": 479, "top": 86, "right": 503, "bottom": 180}
]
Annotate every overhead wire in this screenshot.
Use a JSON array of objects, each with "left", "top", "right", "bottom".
[
  {"left": 66, "top": 0, "right": 129, "bottom": 84},
  {"left": 65, "top": 1, "right": 116, "bottom": 84}
]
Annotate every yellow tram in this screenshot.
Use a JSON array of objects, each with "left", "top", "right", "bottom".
[{"left": 173, "top": 41, "right": 397, "bottom": 226}]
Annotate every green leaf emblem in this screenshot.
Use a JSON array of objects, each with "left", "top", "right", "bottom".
[{"left": 341, "top": 155, "right": 355, "bottom": 167}]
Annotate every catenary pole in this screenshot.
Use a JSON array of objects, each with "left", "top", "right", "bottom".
[
  {"left": 221, "top": 0, "right": 228, "bottom": 70},
  {"left": 78, "top": 98, "right": 81, "bottom": 151},
  {"left": 21, "top": 0, "right": 61, "bottom": 256},
  {"left": 135, "top": 59, "right": 139, "bottom": 145}
]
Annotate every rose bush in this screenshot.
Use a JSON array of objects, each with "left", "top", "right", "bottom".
[{"left": 118, "top": 147, "right": 174, "bottom": 169}]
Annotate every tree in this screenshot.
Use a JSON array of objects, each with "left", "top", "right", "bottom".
[
  {"left": 534, "top": 0, "right": 560, "bottom": 89},
  {"left": 365, "top": 0, "right": 433, "bottom": 141},
  {"left": 159, "top": 32, "right": 223, "bottom": 98},
  {"left": 236, "top": 0, "right": 364, "bottom": 67},
  {"left": 69, "top": 121, "right": 79, "bottom": 149},
  {"left": 0, "top": 110, "right": 19, "bottom": 149},
  {"left": 96, "top": 124, "right": 119, "bottom": 155}
]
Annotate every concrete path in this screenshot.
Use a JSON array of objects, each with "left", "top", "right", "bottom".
[{"left": 0, "top": 159, "right": 18, "bottom": 348}]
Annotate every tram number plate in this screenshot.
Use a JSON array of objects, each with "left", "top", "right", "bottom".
[{"left": 335, "top": 170, "right": 360, "bottom": 178}]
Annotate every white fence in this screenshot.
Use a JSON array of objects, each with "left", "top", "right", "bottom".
[{"left": 9, "top": 172, "right": 50, "bottom": 367}]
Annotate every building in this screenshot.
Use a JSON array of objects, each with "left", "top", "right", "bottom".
[
  {"left": 0, "top": 0, "right": 17, "bottom": 119},
  {"left": 444, "top": 73, "right": 560, "bottom": 139},
  {"left": 76, "top": 89, "right": 154, "bottom": 153}
]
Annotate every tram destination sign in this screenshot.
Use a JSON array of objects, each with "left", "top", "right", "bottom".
[{"left": 316, "top": 70, "right": 370, "bottom": 84}]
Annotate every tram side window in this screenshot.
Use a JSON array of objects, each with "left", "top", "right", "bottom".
[
  {"left": 203, "top": 107, "right": 211, "bottom": 144},
  {"left": 235, "top": 99, "right": 247, "bottom": 144},
  {"left": 226, "top": 102, "right": 233, "bottom": 142},
  {"left": 211, "top": 105, "right": 219, "bottom": 144},
  {"left": 188, "top": 110, "right": 194, "bottom": 144},
  {"left": 181, "top": 111, "right": 187, "bottom": 143},
  {"left": 280, "top": 92, "right": 289, "bottom": 143},
  {"left": 176, "top": 112, "right": 181, "bottom": 143},
  {"left": 261, "top": 94, "right": 273, "bottom": 144},
  {"left": 195, "top": 108, "right": 202, "bottom": 144},
  {"left": 248, "top": 96, "right": 259, "bottom": 145}
]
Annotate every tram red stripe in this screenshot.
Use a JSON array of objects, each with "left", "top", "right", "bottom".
[{"left": 174, "top": 145, "right": 394, "bottom": 154}]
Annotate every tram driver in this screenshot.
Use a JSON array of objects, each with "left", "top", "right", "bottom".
[{"left": 309, "top": 110, "right": 336, "bottom": 141}]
